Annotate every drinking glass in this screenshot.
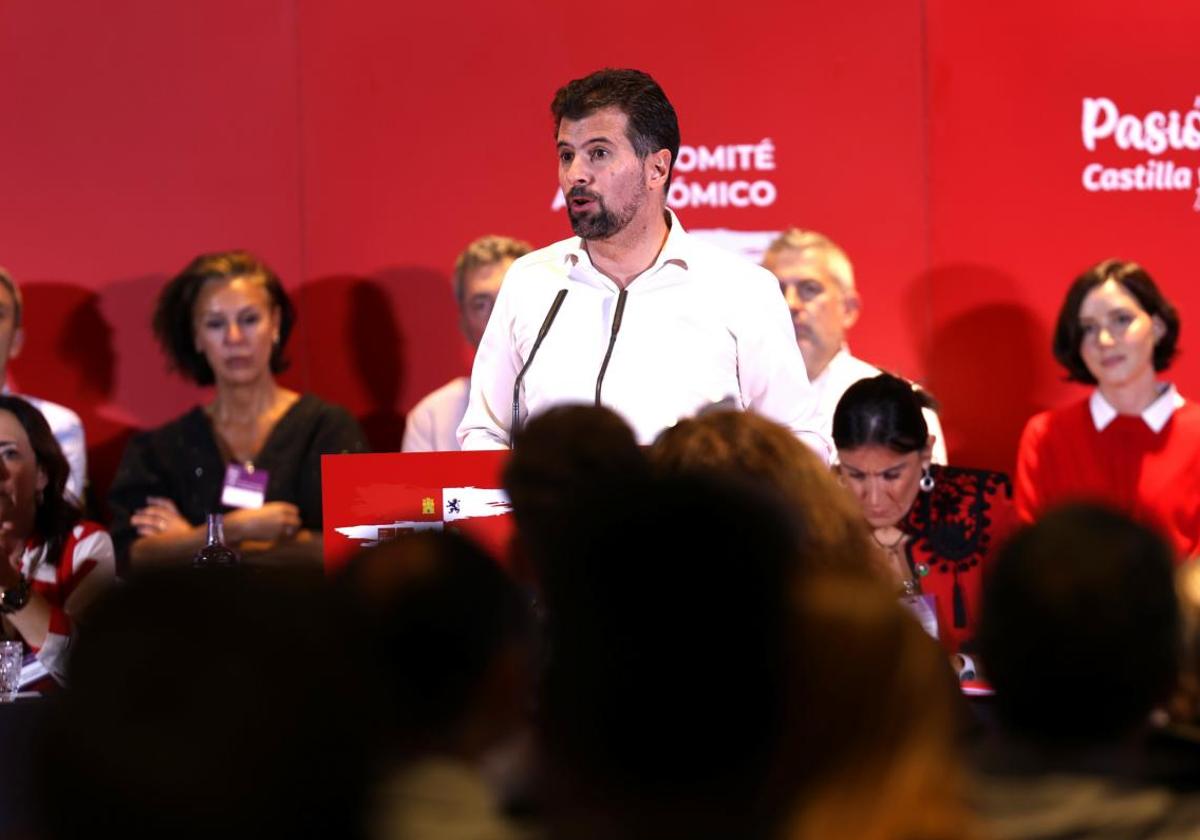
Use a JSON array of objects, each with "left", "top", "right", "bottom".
[{"left": 0, "top": 640, "right": 24, "bottom": 702}]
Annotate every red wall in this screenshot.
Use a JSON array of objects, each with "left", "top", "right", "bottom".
[{"left": 1, "top": 0, "right": 1198, "bottom": 506}]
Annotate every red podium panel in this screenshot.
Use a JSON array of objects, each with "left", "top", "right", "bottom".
[{"left": 321, "top": 451, "right": 513, "bottom": 574}]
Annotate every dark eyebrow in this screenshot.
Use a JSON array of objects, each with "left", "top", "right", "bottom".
[
  {"left": 558, "top": 136, "right": 615, "bottom": 149},
  {"left": 848, "top": 460, "right": 910, "bottom": 476}
]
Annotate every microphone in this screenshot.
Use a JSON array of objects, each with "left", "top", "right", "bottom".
[
  {"left": 510, "top": 288, "right": 568, "bottom": 447},
  {"left": 594, "top": 288, "right": 628, "bottom": 406}
]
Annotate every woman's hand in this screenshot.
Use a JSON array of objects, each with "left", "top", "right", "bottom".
[
  {"left": 225, "top": 502, "right": 302, "bottom": 544},
  {"left": 131, "top": 496, "right": 193, "bottom": 539}
]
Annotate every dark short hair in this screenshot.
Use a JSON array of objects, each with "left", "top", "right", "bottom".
[
  {"left": 338, "top": 530, "right": 531, "bottom": 745},
  {"left": 1052, "top": 258, "right": 1180, "bottom": 384},
  {"left": 503, "top": 404, "right": 649, "bottom": 574},
  {"left": 538, "top": 472, "right": 800, "bottom": 838},
  {"left": 551, "top": 68, "right": 681, "bottom": 187},
  {"left": 832, "top": 373, "right": 933, "bottom": 455},
  {"left": 977, "top": 504, "right": 1180, "bottom": 743},
  {"left": 0, "top": 395, "right": 80, "bottom": 563},
  {"left": 152, "top": 250, "right": 296, "bottom": 386},
  {"left": 34, "top": 568, "right": 385, "bottom": 840}
]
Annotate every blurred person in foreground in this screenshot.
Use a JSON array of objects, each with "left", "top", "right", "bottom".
[
  {"left": 650, "top": 408, "right": 877, "bottom": 575},
  {"left": 500, "top": 404, "right": 975, "bottom": 840},
  {"left": 502, "top": 403, "right": 649, "bottom": 591},
  {"left": 974, "top": 504, "right": 1200, "bottom": 839},
  {"left": 649, "top": 409, "right": 977, "bottom": 839},
  {"left": 761, "top": 229, "right": 947, "bottom": 463},
  {"left": 0, "top": 267, "right": 87, "bottom": 502},
  {"left": 459, "top": 68, "right": 828, "bottom": 459},
  {"left": 108, "top": 249, "right": 368, "bottom": 570},
  {"left": 403, "top": 235, "right": 531, "bottom": 452},
  {"left": 0, "top": 395, "right": 113, "bottom": 683},
  {"left": 1016, "top": 259, "right": 1200, "bottom": 559},
  {"left": 535, "top": 470, "right": 802, "bottom": 840},
  {"left": 339, "top": 530, "right": 538, "bottom": 840},
  {"left": 833, "top": 373, "right": 1017, "bottom": 657},
  {"left": 781, "top": 570, "right": 977, "bottom": 840},
  {"left": 33, "top": 566, "right": 387, "bottom": 840}
]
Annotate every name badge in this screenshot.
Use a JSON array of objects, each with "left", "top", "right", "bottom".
[
  {"left": 899, "top": 593, "right": 940, "bottom": 641},
  {"left": 221, "top": 463, "right": 269, "bottom": 509}
]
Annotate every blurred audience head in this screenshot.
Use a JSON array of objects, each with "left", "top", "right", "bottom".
[
  {"left": 452, "top": 235, "right": 531, "bottom": 347},
  {"left": 781, "top": 570, "right": 975, "bottom": 840},
  {"left": 978, "top": 504, "right": 1181, "bottom": 745},
  {"left": 651, "top": 409, "right": 877, "bottom": 574},
  {"left": 0, "top": 265, "right": 26, "bottom": 379},
  {"left": 1052, "top": 258, "right": 1179, "bottom": 385},
  {"left": 153, "top": 249, "right": 296, "bottom": 386},
  {"left": 35, "top": 567, "right": 385, "bottom": 840},
  {"left": 536, "top": 471, "right": 800, "bottom": 840},
  {"left": 503, "top": 404, "right": 649, "bottom": 583},
  {"left": 832, "top": 373, "right": 935, "bottom": 530},
  {"left": 339, "top": 529, "right": 532, "bottom": 760},
  {"left": 761, "top": 228, "right": 859, "bottom": 379},
  {"left": 1173, "top": 558, "right": 1200, "bottom": 725}
]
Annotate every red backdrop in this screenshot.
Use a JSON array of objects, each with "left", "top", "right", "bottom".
[{"left": 1, "top": 0, "right": 1197, "bottom": 507}]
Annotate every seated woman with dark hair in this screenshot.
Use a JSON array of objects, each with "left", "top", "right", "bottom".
[
  {"left": 0, "top": 395, "right": 114, "bottom": 682},
  {"left": 1016, "top": 258, "right": 1200, "bottom": 559},
  {"left": 108, "top": 250, "right": 368, "bottom": 569},
  {"left": 832, "top": 373, "right": 1016, "bottom": 655}
]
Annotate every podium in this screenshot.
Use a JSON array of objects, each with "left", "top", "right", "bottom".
[{"left": 321, "top": 451, "right": 514, "bottom": 573}]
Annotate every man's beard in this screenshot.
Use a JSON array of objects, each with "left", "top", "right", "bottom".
[{"left": 566, "top": 186, "right": 641, "bottom": 240}]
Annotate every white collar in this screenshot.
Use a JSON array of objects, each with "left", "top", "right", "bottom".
[
  {"left": 809, "top": 345, "right": 851, "bottom": 388},
  {"left": 563, "top": 209, "right": 690, "bottom": 278},
  {"left": 1089, "top": 384, "right": 1182, "bottom": 433}
]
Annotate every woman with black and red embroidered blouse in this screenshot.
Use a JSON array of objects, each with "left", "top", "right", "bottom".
[{"left": 832, "top": 374, "right": 1017, "bottom": 655}]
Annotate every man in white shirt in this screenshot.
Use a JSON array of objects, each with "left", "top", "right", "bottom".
[
  {"left": 0, "top": 267, "right": 87, "bottom": 501},
  {"left": 402, "top": 236, "right": 531, "bottom": 452},
  {"left": 761, "top": 230, "right": 947, "bottom": 463},
  {"left": 459, "top": 69, "right": 828, "bottom": 460}
]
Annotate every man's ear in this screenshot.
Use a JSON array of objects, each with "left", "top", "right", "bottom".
[
  {"left": 8, "top": 326, "right": 24, "bottom": 361},
  {"left": 646, "top": 149, "right": 671, "bottom": 193},
  {"left": 842, "top": 292, "right": 862, "bottom": 331}
]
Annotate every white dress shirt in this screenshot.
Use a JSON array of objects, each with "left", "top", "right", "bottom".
[
  {"left": 814, "top": 347, "right": 948, "bottom": 464},
  {"left": 402, "top": 376, "right": 470, "bottom": 452},
  {"left": 458, "top": 211, "right": 830, "bottom": 461}
]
